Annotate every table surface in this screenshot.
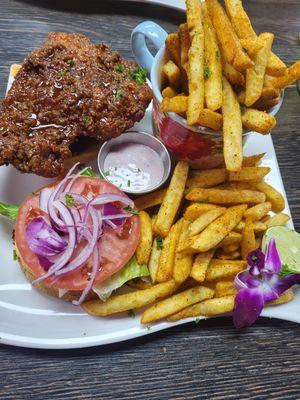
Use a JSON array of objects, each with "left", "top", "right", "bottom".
[{"left": 0, "top": 0, "right": 299, "bottom": 398}]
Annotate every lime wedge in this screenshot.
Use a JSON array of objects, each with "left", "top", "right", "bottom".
[{"left": 262, "top": 226, "right": 300, "bottom": 273}]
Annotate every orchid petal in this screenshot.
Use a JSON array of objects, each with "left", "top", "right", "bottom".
[
  {"left": 264, "top": 238, "right": 281, "bottom": 274},
  {"left": 234, "top": 270, "right": 261, "bottom": 290},
  {"left": 247, "top": 249, "right": 265, "bottom": 272},
  {"left": 233, "top": 288, "right": 264, "bottom": 329},
  {"left": 272, "top": 274, "right": 300, "bottom": 296}
]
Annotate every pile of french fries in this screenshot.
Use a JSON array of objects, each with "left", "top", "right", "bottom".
[
  {"left": 160, "top": 0, "right": 300, "bottom": 172},
  {"left": 83, "top": 156, "right": 294, "bottom": 324}
]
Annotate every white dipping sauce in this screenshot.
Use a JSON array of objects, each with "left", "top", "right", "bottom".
[{"left": 103, "top": 143, "right": 164, "bottom": 191}]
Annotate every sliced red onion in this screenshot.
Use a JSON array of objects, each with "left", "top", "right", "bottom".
[
  {"left": 72, "top": 245, "right": 100, "bottom": 306},
  {"left": 26, "top": 217, "right": 67, "bottom": 257},
  {"left": 33, "top": 202, "right": 77, "bottom": 283},
  {"left": 39, "top": 188, "right": 52, "bottom": 213},
  {"left": 55, "top": 205, "right": 101, "bottom": 276},
  {"left": 64, "top": 166, "right": 90, "bottom": 193},
  {"left": 103, "top": 203, "right": 127, "bottom": 226},
  {"left": 47, "top": 163, "right": 80, "bottom": 229}
]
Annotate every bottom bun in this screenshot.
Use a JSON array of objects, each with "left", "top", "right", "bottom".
[{"left": 16, "top": 244, "right": 97, "bottom": 303}]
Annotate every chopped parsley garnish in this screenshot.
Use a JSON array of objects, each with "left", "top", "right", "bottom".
[
  {"left": 67, "top": 59, "right": 75, "bottom": 67},
  {"left": 104, "top": 170, "right": 110, "bottom": 177},
  {"left": 65, "top": 193, "right": 75, "bottom": 207},
  {"left": 242, "top": 47, "right": 248, "bottom": 53},
  {"left": 127, "top": 180, "right": 131, "bottom": 187},
  {"left": 115, "top": 85, "right": 123, "bottom": 100},
  {"left": 239, "top": 103, "right": 246, "bottom": 113},
  {"left": 137, "top": 167, "right": 141, "bottom": 172},
  {"left": 128, "top": 310, "right": 135, "bottom": 318},
  {"left": 195, "top": 318, "right": 201, "bottom": 325},
  {"left": 146, "top": 325, "right": 152, "bottom": 331},
  {"left": 216, "top": 49, "right": 220, "bottom": 58},
  {"left": 59, "top": 70, "right": 68, "bottom": 77},
  {"left": 128, "top": 67, "right": 148, "bottom": 84},
  {"left": 13, "top": 249, "right": 17, "bottom": 261},
  {"left": 156, "top": 236, "right": 164, "bottom": 250},
  {"left": 82, "top": 115, "right": 90, "bottom": 123},
  {"left": 115, "top": 64, "right": 124, "bottom": 72},
  {"left": 123, "top": 205, "right": 138, "bottom": 215},
  {"left": 204, "top": 66, "right": 212, "bottom": 79}
]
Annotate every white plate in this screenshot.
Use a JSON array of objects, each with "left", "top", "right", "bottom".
[{"left": 0, "top": 0, "right": 299, "bottom": 349}]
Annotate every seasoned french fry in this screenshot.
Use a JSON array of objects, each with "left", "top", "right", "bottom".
[
  {"left": 166, "top": 32, "right": 181, "bottom": 66},
  {"left": 179, "top": 23, "right": 191, "bottom": 72},
  {"left": 222, "top": 58, "right": 245, "bottom": 87},
  {"left": 268, "top": 289, "right": 294, "bottom": 306},
  {"left": 168, "top": 295, "right": 235, "bottom": 321},
  {"left": 228, "top": 166, "right": 270, "bottom": 182},
  {"left": 186, "top": 0, "right": 205, "bottom": 124},
  {"left": 162, "top": 86, "right": 178, "bottom": 98},
  {"left": 264, "top": 213, "right": 290, "bottom": 228},
  {"left": 215, "top": 280, "right": 238, "bottom": 297},
  {"left": 190, "top": 250, "right": 215, "bottom": 282},
  {"left": 216, "top": 249, "right": 241, "bottom": 260},
  {"left": 222, "top": 244, "right": 239, "bottom": 253},
  {"left": 222, "top": 76, "right": 243, "bottom": 172},
  {"left": 156, "top": 220, "right": 182, "bottom": 283},
  {"left": 134, "top": 188, "right": 166, "bottom": 210},
  {"left": 83, "top": 280, "right": 178, "bottom": 316},
  {"left": 161, "top": 95, "right": 188, "bottom": 113},
  {"left": 238, "top": 86, "right": 279, "bottom": 103},
  {"left": 181, "top": 205, "right": 247, "bottom": 253},
  {"left": 244, "top": 201, "right": 272, "bottom": 221},
  {"left": 242, "top": 153, "right": 265, "bottom": 167},
  {"left": 218, "top": 231, "right": 242, "bottom": 247},
  {"left": 188, "top": 207, "right": 226, "bottom": 236},
  {"left": 148, "top": 238, "right": 162, "bottom": 283},
  {"left": 242, "top": 108, "right": 276, "bottom": 134},
  {"left": 186, "top": 168, "right": 227, "bottom": 190},
  {"left": 255, "top": 181, "right": 285, "bottom": 212},
  {"left": 184, "top": 203, "right": 218, "bottom": 221},
  {"left": 206, "top": 259, "right": 246, "bottom": 281},
  {"left": 224, "top": 0, "right": 256, "bottom": 39},
  {"left": 135, "top": 211, "right": 153, "bottom": 265},
  {"left": 155, "top": 161, "right": 189, "bottom": 237},
  {"left": 197, "top": 109, "right": 223, "bottom": 131},
  {"left": 234, "top": 220, "right": 267, "bottom": 234},
  {"left": 173, "top": 219, "right": 194, "bottom": 283},
  {"left": 127, "top": 279, "right": 153, "bottom": 290},
  {"left": 163, "top": 60, "right": 181, "bottom": 89},
  {"left": 271, "top": 60, "right": 300, "bottom": 89},
  {"left": 224, "top": 0, "right": 286, "bottom": 77},
  {"left": 202, "top": 2, "right": 222, "bottom": 111},
  {"left": 245, "top": 33, "right": 274, "bottom": 106},
  {"left": 241, "top": 216, "right": 256, "bottom": 259},
  {"left": 186, "top": 188, "right": 266, "bottom": 204},
  {"left": 240, "top": 37, "right": 263, "bottom": 58},
  {"left": 141, "top": 285, "right": 214, "bottom": 323},
  {"left": 252, "top": 96, "right": 280, "bottom": 111},
  {"left": 207, "top": 0, "right": 253, "bottom": 72},
  {"left": 216, "top": 181, "right": 255, "bottom": 190}
]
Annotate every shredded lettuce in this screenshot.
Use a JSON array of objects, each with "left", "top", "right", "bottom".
[
  {"left": 92, "top": 256, "right": 149, "bottom": 301},
  {"left": 0, "top": 201, "right": 19, "bottom": 221}
]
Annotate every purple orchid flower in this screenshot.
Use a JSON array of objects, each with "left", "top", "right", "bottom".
[{"left": 233, "top": 238, "right": 300, "bottom": 329}]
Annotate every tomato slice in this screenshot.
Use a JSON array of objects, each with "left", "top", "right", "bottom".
[{"left": 15, "top": 177, "right": 140, "bottom": 291}]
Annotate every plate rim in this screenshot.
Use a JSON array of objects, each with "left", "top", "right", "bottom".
[{"left": 0, "top": 0, "right": 298, "bottom": 350}]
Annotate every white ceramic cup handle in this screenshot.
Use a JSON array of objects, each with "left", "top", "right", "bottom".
[{"left": 131, "top": 21, "right": 168, "bottom": 72}]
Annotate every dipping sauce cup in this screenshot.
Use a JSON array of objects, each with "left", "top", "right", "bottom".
[
  {"left": 98, "top": 131, "right": 171, "bottom": 195},
  {"left": 131, "top": 21, "right": 284, "bottom": 169}
]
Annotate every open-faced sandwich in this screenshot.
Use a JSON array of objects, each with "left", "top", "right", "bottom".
[{"left": 9, "top": 165, "right": 148, "bottom": 305}]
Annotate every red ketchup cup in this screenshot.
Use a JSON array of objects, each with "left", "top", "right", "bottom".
[{"left": 131, "top": 21, "right": 283, "bottom": 168}]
